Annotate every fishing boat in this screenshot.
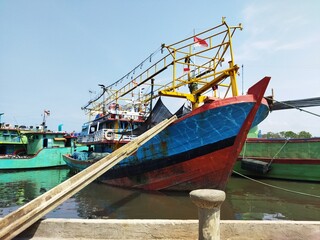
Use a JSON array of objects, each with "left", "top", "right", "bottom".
[
  {"left": 0, "top": 112, "right": 85, "bottom": 170},
  {"left": 63, "top": 20, "right": 272, "bottom": 191},
  {"left": 234, "top": 137, "right": 320, "bottom": 182}
]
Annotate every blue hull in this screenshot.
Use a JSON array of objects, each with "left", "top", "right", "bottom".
[{"left": 101, "top": 101, "right": 268, "bottom": 176}]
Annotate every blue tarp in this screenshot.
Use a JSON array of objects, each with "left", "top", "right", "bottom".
[{"left": 72, "top": 151, "right": 89, "bottom": 160}]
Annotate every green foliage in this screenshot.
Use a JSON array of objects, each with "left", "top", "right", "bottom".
[
  {"left": 262, "top": 131, "right": 312, "bottom": 139},
  {"left": 297, "top": 131, "right": 312, "bottom": 138}
]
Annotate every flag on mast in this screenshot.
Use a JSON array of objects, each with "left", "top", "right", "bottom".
[
  {"left": 44, "top": 110, "right": 50, "bottom": 116},
  {"left": 183, "top": 67, "right": 190, "bottom": 73},
  {"left": 194, "top": 36, "right": 208, "bottom": 47}
]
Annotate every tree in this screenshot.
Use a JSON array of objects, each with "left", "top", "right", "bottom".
[
  {"left": 262, "top": 132, "right": 281, "bottom": 138},
  {"left": 283, "top": 131, "right": 298, "bottom": 139},
  {"left": 261, "top": 130, "right": 312, "bottom": 139},
  {"left": 297, "top": 131, "right": 312, "bottom": 138}
]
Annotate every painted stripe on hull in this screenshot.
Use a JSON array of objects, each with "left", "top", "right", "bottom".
[
  {"left": 101, "top": 136, "right": 236, "bottom": 179},
  {"left": 238, "top": 157, "right": 320, "bottom": 165},
  {"left": 245, "top": 138, "right": 320, "bottom": 143},
  {"left": 101, "top": 144, "right": 237, "bottom": 191}
]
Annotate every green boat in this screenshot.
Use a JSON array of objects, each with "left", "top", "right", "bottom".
[
  {"left": 234, "top": 137, "right": 320, "bottom": 182},
  {"left": 0, "top": 113, "right": 86, "bottom": 170}
]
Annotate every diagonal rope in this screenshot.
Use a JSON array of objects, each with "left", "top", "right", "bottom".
[
  {"left": 267, "top": 138, "right": 290, "bottom": 167},
  {"left": 232, "top": 170, "right": 320, "bottom": 199}
]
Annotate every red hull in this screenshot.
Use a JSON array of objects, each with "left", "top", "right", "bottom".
[{"left": 101, "top": 144, "right": 236, "bottom": 191}]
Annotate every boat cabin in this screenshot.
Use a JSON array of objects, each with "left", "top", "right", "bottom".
[
  {"left": 0, "top": 123, "right": 77, "bottom": 157},
  {"left": 78, "top": 106, "right": 146, "bottom": 145},
  {"left": 23, "top": 130, "right": 76, "bottom": 155},
  {"left": 0, "top": 127, "right": 28, "bottom": 155}
]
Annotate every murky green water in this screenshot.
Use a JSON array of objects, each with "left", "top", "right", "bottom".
[{"left": 0, "top": 168, "right": 319, "bottom": 220}]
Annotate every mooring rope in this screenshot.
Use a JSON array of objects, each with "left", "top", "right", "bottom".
[
  {"left": 241, "top": 139, "right": 289, "bottom": 167},
  {"left": 267, "top": 138, "right": 290, "bottom": 167},
  {"left": 232, "top": 170, "right": 320, "bottom": 199}
]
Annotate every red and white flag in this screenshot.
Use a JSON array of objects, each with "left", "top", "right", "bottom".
[{"left": 194, "top": 36, "right": 208, "bottom": 47}]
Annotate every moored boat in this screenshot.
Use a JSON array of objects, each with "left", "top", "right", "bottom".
[
  {"left": 63, "top": 20, "right": 272, "bottom": 191},
  {"left": 0, "top": 112, "right": 86, "bottom": 170},
  {"left": 235, "top": 137, "right": 320, "bottom": 182}
]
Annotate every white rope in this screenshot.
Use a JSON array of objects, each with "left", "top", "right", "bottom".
[
  {"left": 232, "top": 170, "right": 320, "bottom": 199},
  {"left": 267, "top": 138, "right": 290, "bottom": 166}
]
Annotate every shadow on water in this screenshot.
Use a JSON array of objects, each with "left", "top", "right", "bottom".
[
  {"left": 70, "top": 181, "right": 197, "bottom": 219},
  {"left": 0, "top": 168, "right": 319, "bottom": 220}
]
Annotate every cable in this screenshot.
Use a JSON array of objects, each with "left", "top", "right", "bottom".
[{"left": 266, "top": 97, "right": 320, "bottom": 118}]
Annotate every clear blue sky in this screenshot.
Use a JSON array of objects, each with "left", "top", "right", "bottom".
[{"left": 1, "top": 0, "right": 320, "bottom": 136}]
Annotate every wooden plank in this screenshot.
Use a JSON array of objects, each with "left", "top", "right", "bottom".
[{"left": 0, "top": 115, "right": 177, "bottom": 240}]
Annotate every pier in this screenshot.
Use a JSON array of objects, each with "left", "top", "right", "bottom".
[
  {"left": 14, "top": 219, "right": 320, "bottom": 240},
  {"left": 13, "top": 189, "right": 320, "bottom": 240}
]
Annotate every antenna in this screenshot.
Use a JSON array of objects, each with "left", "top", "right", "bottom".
[{"left": 241, "top": 64, "right": 244, "bottom": 95}]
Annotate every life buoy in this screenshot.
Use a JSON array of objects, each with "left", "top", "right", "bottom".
[
  {"left": 14, "top": 149, "right": 27, "bottom": 156},
  {"left": 109, "top": 103, "right": 116, "bottom": 110},
  {"left": 104, "top": 130, "right": 115, "bottom": 141}
]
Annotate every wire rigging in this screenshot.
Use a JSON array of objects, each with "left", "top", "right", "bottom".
[
  {"left": 82, "top": 46, "right": 163, "bottom": 110},
  {"left": 267, "top": 97, "right": 320, "bottom": 118}
]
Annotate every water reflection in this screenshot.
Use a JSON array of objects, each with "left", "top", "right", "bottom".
[
  {"left": 0, "top": 168, "right": 319, "bottom": 221},
  {"left": 0, "top": 168, "right": 69, "bottom": 216},
  {"left": 224, "top": 176, "right": 320, "bottom": 221}
]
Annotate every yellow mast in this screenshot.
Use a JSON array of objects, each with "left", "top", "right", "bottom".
[{"left": 83, "top": 19, "right": 243, "bottom": 117}]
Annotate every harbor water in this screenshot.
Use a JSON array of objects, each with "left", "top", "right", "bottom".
[{"left": 0, "top": 168, "right": 319, "bottom": 221}]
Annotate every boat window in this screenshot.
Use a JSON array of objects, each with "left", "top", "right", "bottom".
[
  {"left": 43, "top": 138, "right": 48, "bottom": 148},
  {"left": 121, "top": 122, "right": 127, "bottom": 130},
  {"left": 65, "top": 138, "right": 72, "bottom": 147},
  {"left": 90, "top": 126, "right": 96, "bottom": 133}
]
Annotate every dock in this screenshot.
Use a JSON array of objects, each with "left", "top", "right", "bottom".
[
  {"left": 14, "top": 219, "right": 320, "bottom": 239},
  {"left": 13, "top": 189, "right": 320, "bottom": 240}
]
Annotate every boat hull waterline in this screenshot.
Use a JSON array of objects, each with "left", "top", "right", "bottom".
[
  {"left": 0, "top": 147, "right": 85, "bottom": 170},
  {"left": 64, "top": 77, "right": 271, "bottom": 191}
]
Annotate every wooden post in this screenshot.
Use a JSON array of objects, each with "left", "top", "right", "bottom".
[{"left": 190, "top": 189, "right": 226, "bottom": 240}]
